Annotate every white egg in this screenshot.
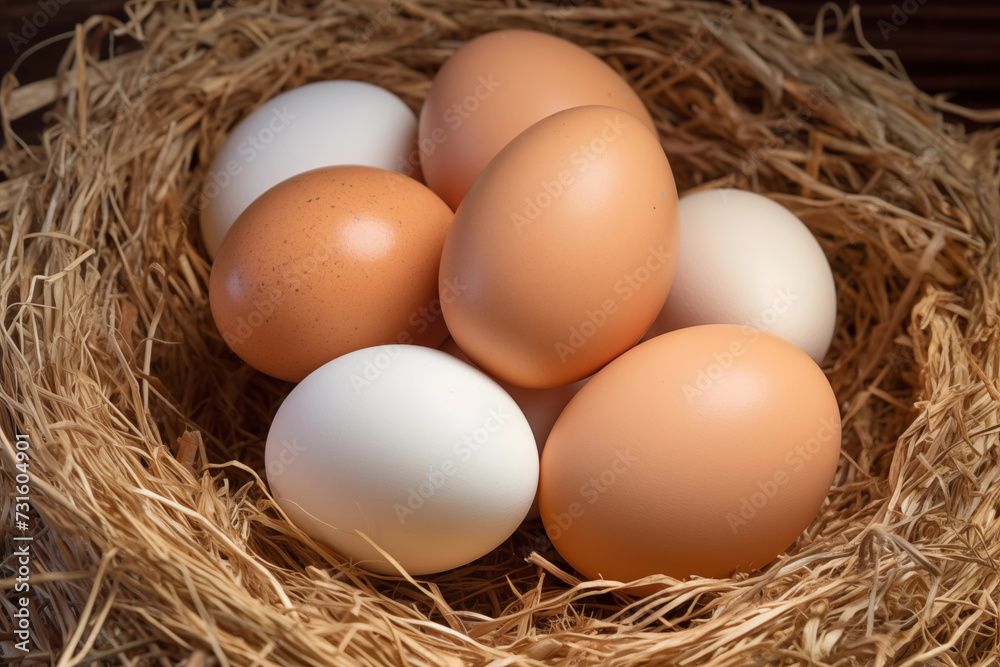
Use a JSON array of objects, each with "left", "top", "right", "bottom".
[
  {"left": 265, "top": 344, "right": 538, "bottom": 575},
  {"left": 439, "top": 338, "right": 586, "bottom": 519},
  {"left": 199, "top": 81, "right": 418, "bottom": 259},
  {"left": 644, "top": 189, "right": 837, "bottom": 363}
]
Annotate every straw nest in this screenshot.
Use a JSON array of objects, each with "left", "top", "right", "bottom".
[{"left": 1, "top": 0, "right": 999, "bottom": 664}]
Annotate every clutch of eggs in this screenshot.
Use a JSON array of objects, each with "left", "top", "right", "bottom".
[{"left": 205, "top": 29, "right": 841, "bottom": 587}]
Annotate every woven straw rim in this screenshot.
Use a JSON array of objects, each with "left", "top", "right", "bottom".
[{"left": 1, "top": 1, "right": 998, "bottom": 665}]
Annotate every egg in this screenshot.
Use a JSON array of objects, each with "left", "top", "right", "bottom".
[
  {"left": 209, "top": 165, "right": 452, "bottom": 382},
  {"left": 440, "top": 105, "right": 679, "bottom": 389},
  {"left": 265, "top": 344, "right": 539, "bottom": 575},
  {"left": 643, "top": 189, "right": 838, "bottom": 363},
  {"left": 199, "top": 81, "right": 418, "bottom": 258},
  {"left": 419, "top": 29, "right": 656, "bottom": 209},
  {"left": 439, "top": 338, "right": 587, "bottom": 519},
  {"left": 539, "top": 324, "right": 841, "bottom": 588}
]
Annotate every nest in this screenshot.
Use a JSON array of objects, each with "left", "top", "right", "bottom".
[{"left": 2, "top": 0, "right": 999, "bottom": 664}]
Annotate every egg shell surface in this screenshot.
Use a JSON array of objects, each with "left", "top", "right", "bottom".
[
  {"left": 539, "top": 323, "right": 842, "bottom": 587},
  {"left": 265, "top": 344, "right": 539, "bottom": 575},
  {"left": 439, "top": 337, "right": 587, "bottom": 519},
  {"left": 209, "top": 165, "right": 452, "bottom": 382},
  {"left": 419, "top": 29, "right": 656, "bottom": 209},
  {"left": 440, "top": 105, "right": 679, "bottom": 388},
  {"left": 643, "top": 188, "right": 838, "bottom": 363},
  {"left": 200, "top": 81, "right": 418, "bottom": 258}
]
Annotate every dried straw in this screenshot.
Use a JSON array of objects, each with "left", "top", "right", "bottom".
[{"left": 1, "top": 0, "right": 999, "bottom": 665}]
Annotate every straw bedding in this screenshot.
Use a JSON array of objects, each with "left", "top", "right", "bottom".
[{"left": 1, "top": 0, "right": 999, "bottom": 664}]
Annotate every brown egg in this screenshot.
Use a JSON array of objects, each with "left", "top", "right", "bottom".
[
  {"left": 539, "top": 324, "right": 842, "bottom": 590},
  {"left": 440, "top": 105, "right": 679, "bottom": 389},
  {"left": 419, "top": 29, "right": 656, "bottom": 210},
  {"left": 209, "top": 166, "right": 452, "bottom": 382}
]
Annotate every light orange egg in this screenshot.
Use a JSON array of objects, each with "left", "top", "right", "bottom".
[
  {"left": 419, "top": 29, "right": 656, "bottom": 210},
  {"left": 539, "top": 324, "right": 842, "bottom": 589},
  {"left": 209, "top": 165, "right": 452, "bottom": 382},
  {"left": 440, "top": 105, "right": 679, "bottom": 389}
]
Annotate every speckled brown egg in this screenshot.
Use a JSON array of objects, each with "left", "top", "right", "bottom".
[{"left": 209, "top": 165, "right": 453, "bottom": 382}]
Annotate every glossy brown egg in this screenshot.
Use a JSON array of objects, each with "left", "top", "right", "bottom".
[
  {"left": 209, "top": 165, "right": 453, "bottom": 382},
  {"left": 539, "top": 324, "right": 842, "bottom": 590},
  {"left": 419, "top": 29, "right": 657, "bottom": 210},
  {"left": 439, "top": 105, "right": 680, "bottom": 388}
]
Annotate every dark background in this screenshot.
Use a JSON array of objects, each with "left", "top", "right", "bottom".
[{"left": 2, "top": 0, "right": 998, "bottom": 139}]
